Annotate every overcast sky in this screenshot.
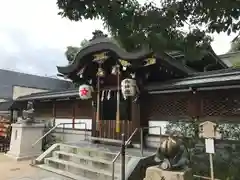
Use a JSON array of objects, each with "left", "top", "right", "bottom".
[{"left": 0, "top": 0, "right": 236, "bottom": 77}]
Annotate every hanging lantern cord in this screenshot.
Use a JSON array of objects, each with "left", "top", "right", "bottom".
[
  {"left": 116, "top": 65, "right": 121, "bottom": 133},
  {"left": 96, "top": 65, "right": 101, "bottom": 133}
]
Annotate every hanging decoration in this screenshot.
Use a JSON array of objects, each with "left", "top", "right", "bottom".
[
  {"left": 77, "top": 66, "right": 86, "bottom": 78},
  {"left": 96, "top": 67, "right": 105, "bottom": 77},
  {"left": 121, "top": 78, "right": 139, "bottom": 99},
  {"left": 107, "top": 90, "right": 111, "bottom": 100},
  {"left": 144, "top": 57, "right": 156, "bottom": 66},
  {"left": 93, "top": 52, "right": 108, "bottom": 63},
  {"left": 93, "top": 52, "right": 108, "bottom": 132},
  {"left": 101, "top": 90, "right": 106, "bottom": 101},
  {"left": 119, "top": 59, "right": 131, "bottom": 71},
  {"left": 111, "top": 64, "right": 121, "bottom": 133},
  {"left": 79, "top": 84, "right": 93, "bottom": 100}
]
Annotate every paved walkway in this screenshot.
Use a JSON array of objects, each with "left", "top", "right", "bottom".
[{"left": 0, "top": 153, "right": 71, "bottom": 180}]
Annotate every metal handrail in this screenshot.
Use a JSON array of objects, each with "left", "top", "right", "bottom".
[
  {"left": 111, "top": 126, "right": 162, "bottom": 180},
  {"left": 32, "top": 122, "right": 87, "bottom": 147},
  {"left": 112, "top": 128, "right": 138, "bottom": 180},
  {"left": 193, "top": 175, "right": 220, "bottom": 180}
]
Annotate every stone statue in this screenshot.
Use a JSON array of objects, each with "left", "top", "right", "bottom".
[
  {"left": 154, "top": 135, "right": 190, "bottom": 171},
  {"left": 144, "top": 134, "right": 193, "bottom": 180},
  {"left": 17, "top": 101, "right": 35, "bottom": 124}
]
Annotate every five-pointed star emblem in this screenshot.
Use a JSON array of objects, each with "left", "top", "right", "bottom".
[{"left": 80, "top": 88, "right": 89, "bottom": 96}]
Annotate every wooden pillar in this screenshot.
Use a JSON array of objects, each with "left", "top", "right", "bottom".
[
  {"left": 91, "top": 92, "right": 97, "bottom": 137},
  {"left": 131, "top": 97, "right": 141, "bottom": 143},
  {"left": 72, "top": 100, "right": 76, "bottom": 129},
  {"left": 140, "top": 92, "right": 150, "bottom": 147},
  {"left": 52, "top": 101, "right": 56, "bottom": 126},
  {"left": 10, "top": 110, "right": 13, "bottom": 123},
  {"left": 188, "top": 90, "right": 201, "bottom": 118}
]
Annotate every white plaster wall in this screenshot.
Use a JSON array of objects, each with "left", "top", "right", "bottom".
[
  {"left": 221, "top": 57, "right": 233, "bottom": 67},
  {"left": 75, "top": 119, "right": 92, "bottom": 130},
  {"left": 52, "top": 118, "right": 92, "bottom": 144},
  {"left": 53, "top": 129, "right": 91, "bottom": 143},
  {"left": 12, "top": 86, "right": 48, "bottom": 100},
  {"left": 148, "top": 121, "right": 168, "bottom": 135},
  {"left": 54, "top": 118, "right": 92, "bottom": 130},
  {"left": 55, "top": 118, "right": 73, "bottom": 128}
]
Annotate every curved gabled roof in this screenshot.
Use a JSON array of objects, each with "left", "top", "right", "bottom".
[
  {"left": 57, "top": 36, "right": 195, "bottom": 77},
  {"left": 57, "top": 37, "right": 152, "bottom": 74}
]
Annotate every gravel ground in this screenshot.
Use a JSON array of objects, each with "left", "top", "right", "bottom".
[{"left": 0, "top": 153, "right": 71, "bottom": 180}]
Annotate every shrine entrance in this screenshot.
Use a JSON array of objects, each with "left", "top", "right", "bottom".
[
  {"left": 92, "top": 90, "right": 134, "bottom": 140},
  {"left": 57, "top": 31, "right": 192, "bottom": 143}
]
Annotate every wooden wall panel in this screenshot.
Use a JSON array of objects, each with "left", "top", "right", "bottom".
[
  {"left": 55, "top": 100, "right": 73, "bottom": 118},
  {"left": 75, "top": 100, "right": 92, "bottom": 119},
  {"left": 98, "top": 120, "right": 133, "bottom": 140},
  {"left": 146, "top": 89, "right": 240, "bottom": 123},
  {"left": 147, "top": 93, "right": 190, "bottom": 120},
  {"left": 34, "top": 101, "right": 53, "bottom": 118},
  {"left": 199, "top": 89, "right": 240, "bottom": 118}
]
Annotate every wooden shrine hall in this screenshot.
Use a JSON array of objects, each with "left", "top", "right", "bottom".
[{"left": 11, "top": 31, "right": 240, "bottom": 144}]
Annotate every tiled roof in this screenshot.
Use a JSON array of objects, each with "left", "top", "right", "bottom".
[
  {"left": 16, "top": 88, "right": 78, "bottom": 101},
  {"left": 147, "top": 68, "right": 240, "bottom": 91},
  {"left": 0, "top": 69, "right": 74, "bottom": 99},
  {"left": 0, "top": 101, "right": 14, "bottom": 111},
  {"left": 15, "top": 68, "right": 240, "bottom": 101}
]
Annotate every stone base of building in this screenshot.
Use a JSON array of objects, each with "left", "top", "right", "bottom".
[
  {"left": 144, "top": 165, "right": 193, "bottom": 180},
  {"left": 6, "top": 123, "right": 44, "bottom": 161}
]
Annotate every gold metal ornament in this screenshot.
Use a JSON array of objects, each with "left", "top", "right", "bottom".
[
  {"left": 112, "top": 64, "right": 121, "bottom": 133},
  {"left": 111, "top": 64, "right": 120, "bottom": 75},
  {"left": 119, "top": 59, "right": 131, "bottom": 70},
  {"left": 93, "top": 52, "right": 108, "bottom": 63},
  {"left": 144, "top": 57, "right": 156, "bottom": 66},
  {"left": 96, "top": 67, "right": 105, "bottom": 77}
]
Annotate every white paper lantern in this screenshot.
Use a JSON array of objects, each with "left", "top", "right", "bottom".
[
  {"left": 79, "top": 84, "right": 93, "bottom": 100},
  {"left": 121, "top": 78, "right": 137, "bottom": 99}
]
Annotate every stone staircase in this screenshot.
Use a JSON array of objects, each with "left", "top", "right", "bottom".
[{"left": 33, "top": 143, "right": 155, "bottom": 180}]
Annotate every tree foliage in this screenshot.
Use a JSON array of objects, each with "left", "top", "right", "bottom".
[
  {"left": 64, "top": 38, "right": 88, "bottom": 63},
  {"left": 166, "top": 120, "right": 240, "bottom": 179},
  {"left": 229, "top": 37, "right": 240, "bottom": 52},
  {"left": 65, "top": 46, "right": 80, "bottom": 63},
  {"left": 166, "top": 120, "right": 240, "bottom": 141},
  {"left": 57, "top": 0, "right": 240, "bottom": 60}
]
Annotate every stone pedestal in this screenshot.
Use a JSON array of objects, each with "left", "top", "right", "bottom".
[
  {"left": 144, "top": 166, "right": 193, "bottom": 180},
  {"left": 6, "top": 123, "right": 45, "bottom": 160}
]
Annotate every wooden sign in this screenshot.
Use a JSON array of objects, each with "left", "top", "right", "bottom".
[
  {"left": 205, "top": 138, "right": 215, "bottom": 154},
  {"left": 199, "top": 121, "right": 217, "bottom": 138}
]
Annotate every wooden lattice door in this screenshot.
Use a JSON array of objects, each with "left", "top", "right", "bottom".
[
  {"left": 200, "top": 90, "right": 240, "bottom": 117},
  {"left": 148, "top": 93, "right": 190, "bottom": 119}
]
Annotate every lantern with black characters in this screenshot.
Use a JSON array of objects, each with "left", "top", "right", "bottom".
[{"left": 121, "top": 78, "right": 138, "bottom": 99}]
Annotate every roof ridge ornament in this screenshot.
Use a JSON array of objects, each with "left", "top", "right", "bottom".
[
  {"left": 93, "top": 52, "right": 108, "bottom": 63},
  {"left": 90, "top": 30, "right": 108, "bottom": 41}
]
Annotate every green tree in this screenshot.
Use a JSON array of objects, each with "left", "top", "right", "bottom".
[
  {"left": 165, "top": 120, "right": 240, "bottom": 179},
  {"left": 80, "top": 39, "right": 89, "bottom": 47},
  {"left": 65, "top": 46, "right": 80, "bottom": 64},
  {"left": 229, "top": 38, "right": 240, "bottom": 52},
  {"left": 56, "top": 0, "right": 240, "bottom": 60},
  {"left": 64, "top": 38, "right": 88, "bottom": 64}
]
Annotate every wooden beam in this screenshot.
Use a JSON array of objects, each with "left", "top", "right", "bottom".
[
  {"left": 72, "top": 100, "right": 76, "bottom": 129},
  {"left": 52, "top": 101, "right": 56, "bottom": 126}
]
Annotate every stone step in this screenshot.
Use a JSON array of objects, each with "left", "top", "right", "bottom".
[
  {"left": 44, "top": 157, "right": 119, "bottom": 180},
  {"left": 37, "top": 164, "right": 90, "bottom": 180},
  {"left": 53, "top": 151, "right": 121, "bottom": 173},
  {"left": 59, "top": 143, "right": 132, "bottom": 162}
]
